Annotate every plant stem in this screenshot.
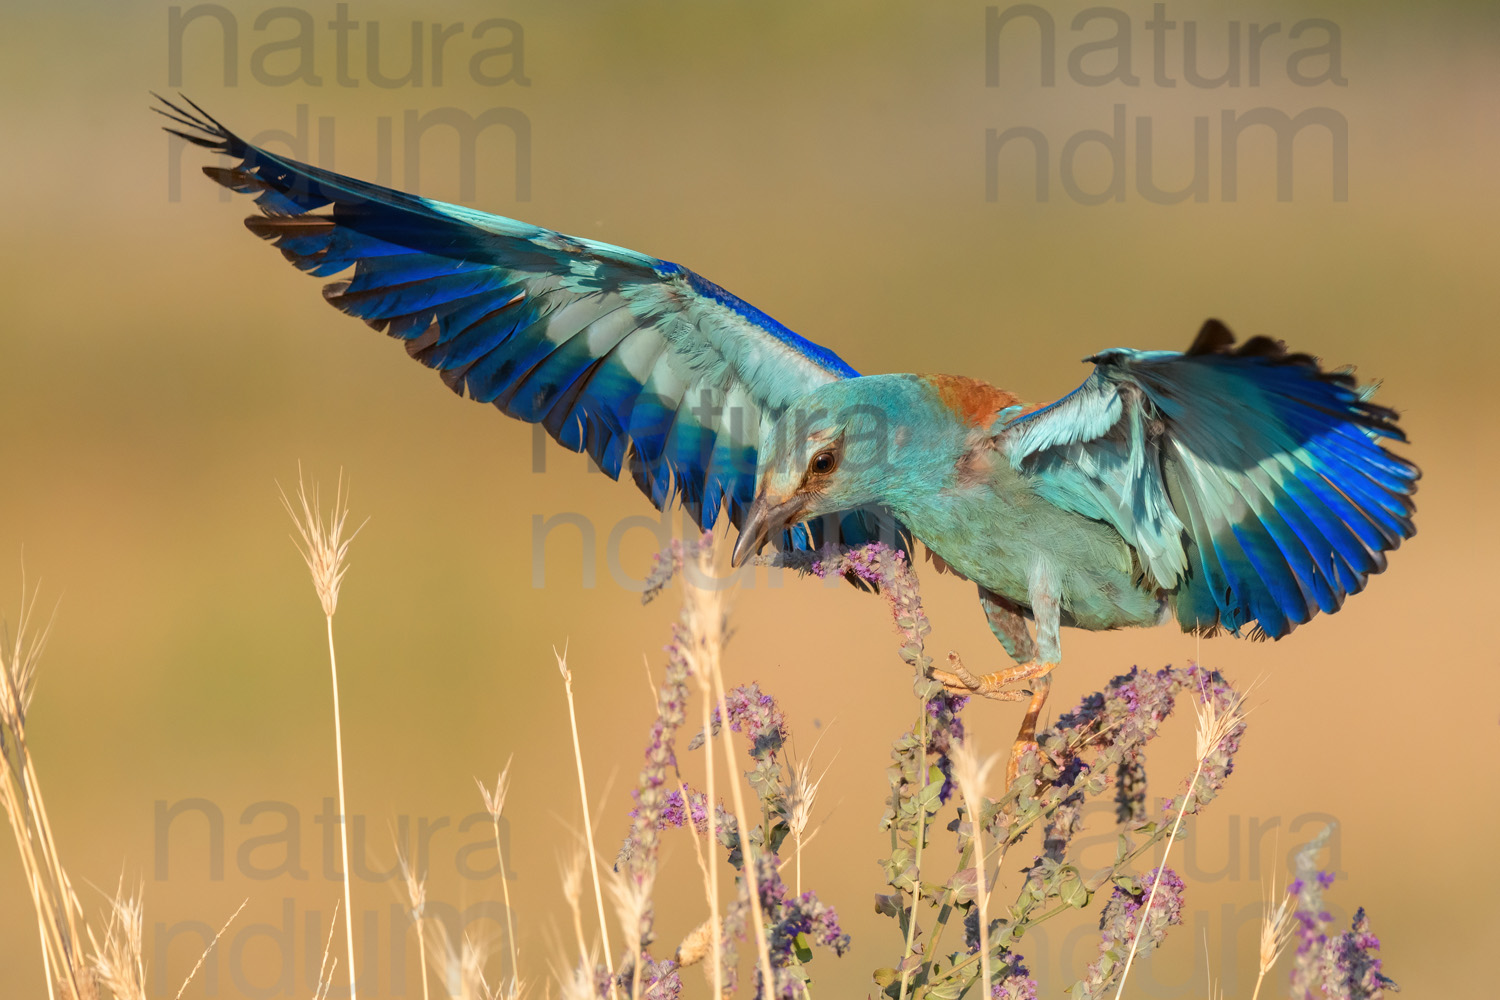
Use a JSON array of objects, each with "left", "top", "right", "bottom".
[
  {"left": 326, "top": 615, "right": 358, "bottom": 1000},
  {"left": 490, "top": 818, "right": 520, "bottom": 996},
  {"left": 559, "top": 657, "right": 619, "bottom": 1000},
  {"left": 416, "top": 917, "right": 429, "bottom": 1000},
  {"left": 710, "top": 666, "right": 775, "bottom": 996},
  {"left": 968, "top": 804, "right": 992, "bottom": 998},
  {"left": 930, "top": 817, "right": 1177, "bottom": 992},
  {"left": 916, "top": 838, "right": 971, "bottom": 988},
  {"left": 1111, "top": 757, "right": 1204, "bottom": 1000},
  {"left": 896, "top": 705, "right": 931, "bottom": 1000},
  {"left": 697, "top": 687, "right": 725, "bottom": 998}
]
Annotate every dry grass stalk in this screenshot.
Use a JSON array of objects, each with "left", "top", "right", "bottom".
[
  {"left": 281, "top": 468, "right": 366, "bottom": 1000},
  {"left": 607, "top": 866, "right": 654, "bottom": 1000},
  {"left": 555, "top": 645, "right": 619, "bottom": 1000},
  {"left": 684, "top": 619, "right": 725, "bottom": 996},
  {"left": 1, "top": 578, "right": 90, "bottom": 999},
  {"left": 950, "top": 739, "right": 999, "bottom": 1000},
  {"left": 556, "top": 944, "right": 602, "bottom": 1000},
  {"left": 1201, "top": 933, "right": 1223, "bottom": 1000},
  {"left": 87, "top": 882, "right": 145, "bottom": 1000},
  {"left": 312, "top": 900, "right": 341, "bottom": 1000},
  {"left": 478, "top": 756, "right": 521, "bottom": 995},
  {"left": 682, "top": 546, "right": 775, "bottom": 997},
  {"left": 398, "top": 850, "right": 432, "bottom": 1000},
  {"left": 895, "top": 705, "right": 932, "bottom": 1000},
  {"left": 782, "top": 745, "right": 831, "bottom": 898},
  {"left": 4, "top": 578, "right": 240, "bottom": 1000},
  {"left": 459, "top": 935, "right": 501, "bottom": 1000},
  {"left": 671, "top": 773, "right": 721, "bottom": 987},
  {"left": 1112, "top": 681, "right": 1249, "bottom": 1000},
  {"left": 1251, "top": 869, "right": 1298, "bottom": 1000},
  {"left": 560, "top": 845, "right": 592, "bottom": 975},
  {"left": 169, "top": 896, "right": 248, "bottom": 1000}
]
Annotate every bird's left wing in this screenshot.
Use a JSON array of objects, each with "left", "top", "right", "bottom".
[
  {"left": 159, "top": 96, "right": 895, "bottom": 552},
  {"left": 998, "top": 320, "right": 1418, "bottom": 639}
]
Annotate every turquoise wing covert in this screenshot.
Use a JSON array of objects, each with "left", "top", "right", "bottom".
[
  {"left": 1000, "top": 320, "right": 1418, "bottom": 639},
  {"left": 158, "top": 96, "right": 898, "bottom": 554}
]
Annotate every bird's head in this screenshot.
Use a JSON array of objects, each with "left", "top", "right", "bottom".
[{"left": 730, "top": 375, "right": 962, "bottom": 567}]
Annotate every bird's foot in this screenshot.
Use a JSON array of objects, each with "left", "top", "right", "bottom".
[{"left": 932, "top": 654, "right": 1056, "bottom": 702}]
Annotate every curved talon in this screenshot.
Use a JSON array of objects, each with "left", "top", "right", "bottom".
[
  {"left": 932, "top": 653, "right": 1028, "bottom": 701},
  {"left": 931, "top": 655, "right": 1058, "bottom": 703}
]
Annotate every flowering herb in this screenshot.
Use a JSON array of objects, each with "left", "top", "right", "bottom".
[{"left": 586, "top": 539, "right": 1396, "bottom": 999}]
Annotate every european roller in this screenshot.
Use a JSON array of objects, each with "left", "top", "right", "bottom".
[{"left": 159, "top": 97, "right": 1418, "bottom": 771}]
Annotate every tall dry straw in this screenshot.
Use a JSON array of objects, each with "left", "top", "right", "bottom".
[{"left": 280, "top": 468, "right": 366, "bottom": 1000}]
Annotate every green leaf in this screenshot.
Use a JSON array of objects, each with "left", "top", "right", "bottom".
[
  {"left": 946, "top": 866, "right": 978, "bottom": 904},
  {"left": 1055, "top": 867, "right": 1090, "bottom": 908},
  {"left": 873, "top": 968, "right": 899, "bottom": 988},
  {"left": 926, "top": 979, "right": 967, "bottom": 999}
]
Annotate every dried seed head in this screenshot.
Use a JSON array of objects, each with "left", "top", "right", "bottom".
[
  {"left": 0, "top": 574, "right": 55, "bottom": 725},
  {"left": 458, "top": 934, "right": 499, "bottom": 1000},
  {"left": 560, "top": 848, "right": 585, "bottom": 918},
  {"left": 679, "top": 538, "right": 726, "bottom": 685},
  {"left": 557, "top": 950, "right": 601, "bottom": 1000},
  {"left": 397, "top": 851, "right": 426, "bottom": 917},
  {"left": 1258, "top": 878, "right": 1298, "bottom": 975},
  {"left": 478, "top": 755, "right": 515, "bottom": 822},
  {"left": 950, "top": 737, "right": 999, "bottom": 821},
  {"left": 88, "top": 881, "right": 146, "bottom": 1000},
  {"left": 674, "top": 917, "right": 716, "bottom": 968},
  {"left": 279, "top": 467, "right": 364, "bottom": 618},
  {"left": 606, "top": 866, "right": 655, "bottom": 953},
  {"left": 781, "top": 753, "right": 830, "bottom": 839},
  {"left": 1192, "top": 680, "right": 1249, "bottom": 761}
]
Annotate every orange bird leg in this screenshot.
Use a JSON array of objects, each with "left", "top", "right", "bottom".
[
  {"left": 929, "top": 576, "right": 1064, "bottom": 787},
  {"left": 1008, "top": 671, "right": 1054, "bottom": 787}
]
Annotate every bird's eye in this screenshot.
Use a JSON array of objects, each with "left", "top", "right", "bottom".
[{"left": 810, "top": 450, "right": 838, "bottom": 475}]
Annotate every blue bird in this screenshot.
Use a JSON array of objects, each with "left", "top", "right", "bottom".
[{"left": 159, "top": 97, "right": 1417, "bottom": 771}]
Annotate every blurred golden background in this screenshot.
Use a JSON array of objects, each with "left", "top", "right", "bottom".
[{"left": 1, "top": 0, "right": 1496, "bottom": 996}]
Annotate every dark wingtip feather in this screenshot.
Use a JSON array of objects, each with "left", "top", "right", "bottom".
[
  {"left": 1187, "top": 318, "right": 1236, "bottom": 356},
  {"left": 1186, "top": 320, "right": 1414, "bottom": 447},
  {"left": 153, "top": 93, "right": 238, "bottom": 154},
  {"left": 161, "top": 126, "right": 223, "bottom": 150}
]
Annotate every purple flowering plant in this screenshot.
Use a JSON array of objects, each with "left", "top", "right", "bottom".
[{"left": 597, "top": 537, "right": 1398, "bottom": 999}]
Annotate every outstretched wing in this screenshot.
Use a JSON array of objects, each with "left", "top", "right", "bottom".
[
  {"left": 159, "top": 96, "right": 897, "bottom": 554},
  {"left": 1000, "top": 320, "right": 1418, "bottom": 639}
]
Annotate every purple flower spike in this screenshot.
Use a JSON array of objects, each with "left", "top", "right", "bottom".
[
  {"left": 991, "top": 951, "right": 1039, "bottom": 1000},
  {"left": 1288, "top": 826, "right": 1399, "bottom": 998},
  {"left": 1078, "top": 866, "right": 1187, "bottom": 992}
]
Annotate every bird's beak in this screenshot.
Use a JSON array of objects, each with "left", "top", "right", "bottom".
[{"left": 731, "top": 492, "right": 806, "bottom": 568}]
